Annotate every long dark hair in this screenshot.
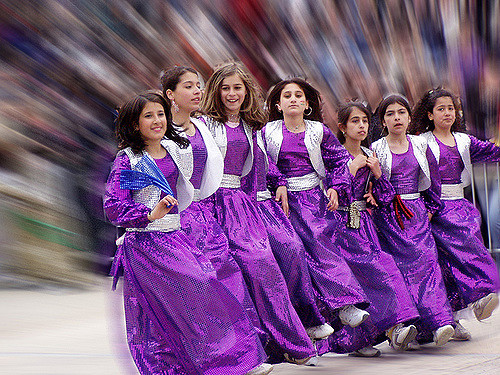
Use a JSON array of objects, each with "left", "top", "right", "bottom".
[
  {"left": 374, "top": 94, "right": 412, "bottom": 137},
  {"left": 337, "top": 101, "right": 371, "bottom": 148},
  {"left": 200, "top": 61, "right": 266, "bottom": 130},
  {"left": 267, "top": 78, "right": 323, "bottom": 122},
  {"left": 160, "top": 66, "right": 198, "bottom": 104},
  {"left": 115, "top": 91, "right": 189, "bottom": 152},
  {"left": 410, "top": 87, "right": 465, "bottom": 134}
]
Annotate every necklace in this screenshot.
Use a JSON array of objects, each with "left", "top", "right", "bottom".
[
  {"left": 227, "top": 113, "right": 240, "bottom": 122},
  {"left": 288, "top": 121, "right": 305, "bottom": 132}
]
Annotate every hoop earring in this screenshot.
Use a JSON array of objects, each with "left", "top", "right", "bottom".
[
  {"left": 304, "top": 106, "right": 312, "bottom": 116},
  {"left": 276, "top": 104, "right": 282, "bottom": 112},
  {"left": 172, "top": 99, "right": 180, "bottom": 113}
]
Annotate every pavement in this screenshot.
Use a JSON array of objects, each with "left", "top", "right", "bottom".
[{"left": 1, "top": 275, "right": 500, "bottom": 375}]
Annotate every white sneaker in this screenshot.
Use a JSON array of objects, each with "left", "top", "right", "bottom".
[
  {"left": 406, "top": 340, "right": 421, "bottom": 351},
  {"left": 304, "top": 356, "right": 319, "bottom": 366},
  {"left": 388, "top": 324, "right": 418, "bottom": 351},
  {"left": 245, "top": 363, "right": 274, "bottom": 375},
  {"left": 339, "top": 305, "right": 370, "bottom": 327},
  {"left": 350, "top": 345, "right": 381, "bottom": 357},
  {"left": 472, "top": 293, "right": 499, "bottom": 321},
  {"left": 306, "top": 323, "right": 334, "bottom": 340},
  {"left": 452, "top": 321, "right": 471, "bottom": 341},
  {"left": 433, "top": 325, "right": 455, "bottom": 347}
]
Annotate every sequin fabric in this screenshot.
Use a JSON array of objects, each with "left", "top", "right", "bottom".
[
  {"left": 371, "top": 140, "right": 454, "bottom": 334},
  {"left": 104, "top": 151, "right": 266, "bottom": 375},
  {"left": 431, "top": 135, "right": 500, "bottom": 311},
  {"left": 213, "top": 123, "right": 315, "bottom": 360}
]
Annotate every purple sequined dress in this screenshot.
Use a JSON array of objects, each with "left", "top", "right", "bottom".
[
  {"left": 248, "top": 134, "right": 326, "bottom": 328},
  {"left": 428, "top": 134, "right": 500, "bottom": 311},
  {"left": 104, "top": 149, "right": 266, "bottom": 375},
  {"left": 265, "top": 121, "right": 368, "bottom": 327},
  {"left": 179, "top": 127, "right": 263, "bottom": 334},
  {"left": 319, "top": 151, "right": 420, "bottom": 353},
  {"left": 371, "top": 138, "right": 454, "bottom": 335},
  {"left": 210, "top": 120, "right": 314, "bottom": 360}
]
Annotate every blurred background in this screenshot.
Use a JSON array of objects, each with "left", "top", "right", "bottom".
[{"left": 0, "top": 0, "right": 499, "bottom": 286}]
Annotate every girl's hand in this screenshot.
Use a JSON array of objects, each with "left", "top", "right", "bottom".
[
  {"left": 428, "top": 211, "right": 433, "bottom": 221},
  {"left": 349, "top": 154, "right": 368, "bottom": 176},
  {"left": 366, "top": 151, "right": 382, "bottom": 179},
  {"left": 275, "top": 185, "right": 290, "bottom": 217},
  {"left": 148, "top": 195, "right": 178, "bottom": 221},
  {"left": 363, "top": 182, "right": 378, "bottom": 207},
  {"left": 326, "top": 188, "right": 339, "bottom": 211}
]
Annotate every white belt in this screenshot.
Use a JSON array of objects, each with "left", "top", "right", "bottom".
[
  {"left": 126, "top": 214, "right": 181, "bottom": 233},
  {"left": 220, "top": 174, "right": 241, "bottom": 188},
  {"left": 287, "top": 172, "right": 320, "bottom": 192},
  {"left": 192, "top": 188, "right": 201, "bottom": 202},
  {"left": 257, "top": 190, "right": 272, "bottom": 202},
  {"left": 441, "top": 183, "right": 464, "bottom": 200},
  {"left": 399, "top": 192, "right": 420, "bottom": 200}
]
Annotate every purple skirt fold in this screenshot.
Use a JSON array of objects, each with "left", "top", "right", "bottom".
[
  {"left": 287, "top": 187, "right": 368, "bottom": 317},
  {"left": 120, "top": 230, "right": 266, "bottom": 375},
  {"left": 214, "top": 187, "right": 315, "bottom": 360},
  {"left": 432, "top": 199, "right": 500, "bottom": 310},
  {"left": 373, "top": 198, "right": 454, "bottom": 333},
  {"left": 181, "top": 200, "right": 264, "bottom": 337},
  {"left": 256, "top": 198, "right": 325, "bottom": 327}
]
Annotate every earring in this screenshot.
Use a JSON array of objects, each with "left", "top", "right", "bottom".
[
  {"left": 172, "top": 99, "right": 180, "bottom": 113},
  {"left": 304, "top": 106, "right": 312, "bottom": 116},
  {"left": 276, "top": 104, "right": 282, "bottom": 112}
]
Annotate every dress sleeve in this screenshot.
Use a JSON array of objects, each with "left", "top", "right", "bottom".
[
  {"left": 321, "top": 125, "right": 352, "bottom": 205},
  {"left": 103, "top": 153, "right": 151, "bottom": 228},
  {"left": 469, "top": 135, "right": 500, "bottom": 164},
  {"left": 371, "top": 173, "right": 396, "bottom": 206},
  {"left": 421, "top": 146, "right": 443, "bottom": 214}
]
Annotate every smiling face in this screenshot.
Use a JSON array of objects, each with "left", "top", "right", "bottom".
[
  {"left": 220, "top": 74, "right": 246, "bottom": 116},
  {"left": 167, "top": 71, "right": 201, "bottom": 114},
  {"left": 277, "top": 83, "right": 309, "bottom": 117},
  {"left": 341, "top": 107, "right": 369, "bottom": 142},
  {"left": 137, "top": 101, "right": 167, "bottom": 145},
  {"left": 428, "top": 96, "right": 456, "bottom": 132},
  {"left": 383, "top": 102, "right": 410, "bottom": 136}
]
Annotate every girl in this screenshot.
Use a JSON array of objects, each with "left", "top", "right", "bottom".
[
  {"left": 160, "top": 66, "right": 265, "bottom": 341},
  {"left": 371, "top": 94, "right": 455, "bottom": 348},
  {"left": 327, "top": 101, "right": 421, "bottom": 355},
  {"left": 104, "top": 92, "right": 269, "bottom": 375},
  {"left": 200, "top": 62, "right": 315, "bottom": 364},
  {"left": 264, "top": 78, "right": 372, "bottom": 351},
  {"left": 411, "top": 88, "right": 500, "bottom": 339}
]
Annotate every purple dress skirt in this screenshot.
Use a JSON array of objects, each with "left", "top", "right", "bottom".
[
  {"left": 179, "top": 129, "right": 264, "bottom": 337},
  {"left": 318, "top": 161, "right": 420, "bottom": 354},
  {"left": 371, "top": 142, "right": 454, "bottom": 336},
  {"left": 431, "top": 135, "right": 500, "bottom": 312},
  {"left": 104, "top": 151, "right": 266, "bottom": 375},
  {"left": 249, "top": 140, "right": 326, "bottom": 328},
  {"left": 212, "top": 123, "right": 314, "bottom": 360},
  {"left": 268, "top": 124, "right": 368, "bottom": 326}
]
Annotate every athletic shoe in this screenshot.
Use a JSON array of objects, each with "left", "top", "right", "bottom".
[
  {"left": 339, "top": 305, "right": 370, "bottom": 327},
  {"left": 388, "top": 323, "right": 418, "bottom": 351},
  {"left": 306, "top": 323, "right": 334, "bottom": 340},
  {"left": 350, "top": 345, "right": 381, "bottom": 357},
  {"left": 304, "top": 356, "right": 319, "bottom": 366},
  {"left": 406, "top": 340, "right": 421, "bottom": 351},
  {"left": 452, "top": 321, "right": 471, "bottom": 341},
  {"left": 245, "top": 363, "right": 274, "bottom": 375},
  {"left": 283, "top": 353, "right": 312, "bottom": 365},
  {"left": 472, "top": 293, "right": 499, "bottom": 321},
  {"left": 433, "top": 325, "right": 455, "bottom": 347}
]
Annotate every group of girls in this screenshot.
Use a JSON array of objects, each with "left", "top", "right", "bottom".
[{"left": 103, "top": 61, "right": 500, "bottom": 375}]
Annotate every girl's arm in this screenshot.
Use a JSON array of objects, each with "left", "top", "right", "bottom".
[
  {"left": 103, "top": 153, "right": 152, "bottom": 228},
  {"left": 469, "top": 135, "right": 500, "bottom": 164}
]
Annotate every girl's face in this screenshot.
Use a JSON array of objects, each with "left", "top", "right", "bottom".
[
  {"left": 277, "top": 83, "right": 308, "bottom": 117},
  {"left": 383, "top": 102, "right": 410, "bottom": 136},
  {"left": 168, "top": 72, "right": 201, "bottom": 114},
  {"left": 137, "top": 101, "right": 167, "bottom": 145},
  {"left": 341, "top": 107, "right": 369, "bottom": 142},
  {"left": 220, "top": 74, "right": 246, "bottom": 115},
  {"left": 428, "top": 96, "right": 456, "bottom": 131}
]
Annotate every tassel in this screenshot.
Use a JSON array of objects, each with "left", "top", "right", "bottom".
[{"left": 393, "top": 195, "right": 414, "bottom": 230}]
